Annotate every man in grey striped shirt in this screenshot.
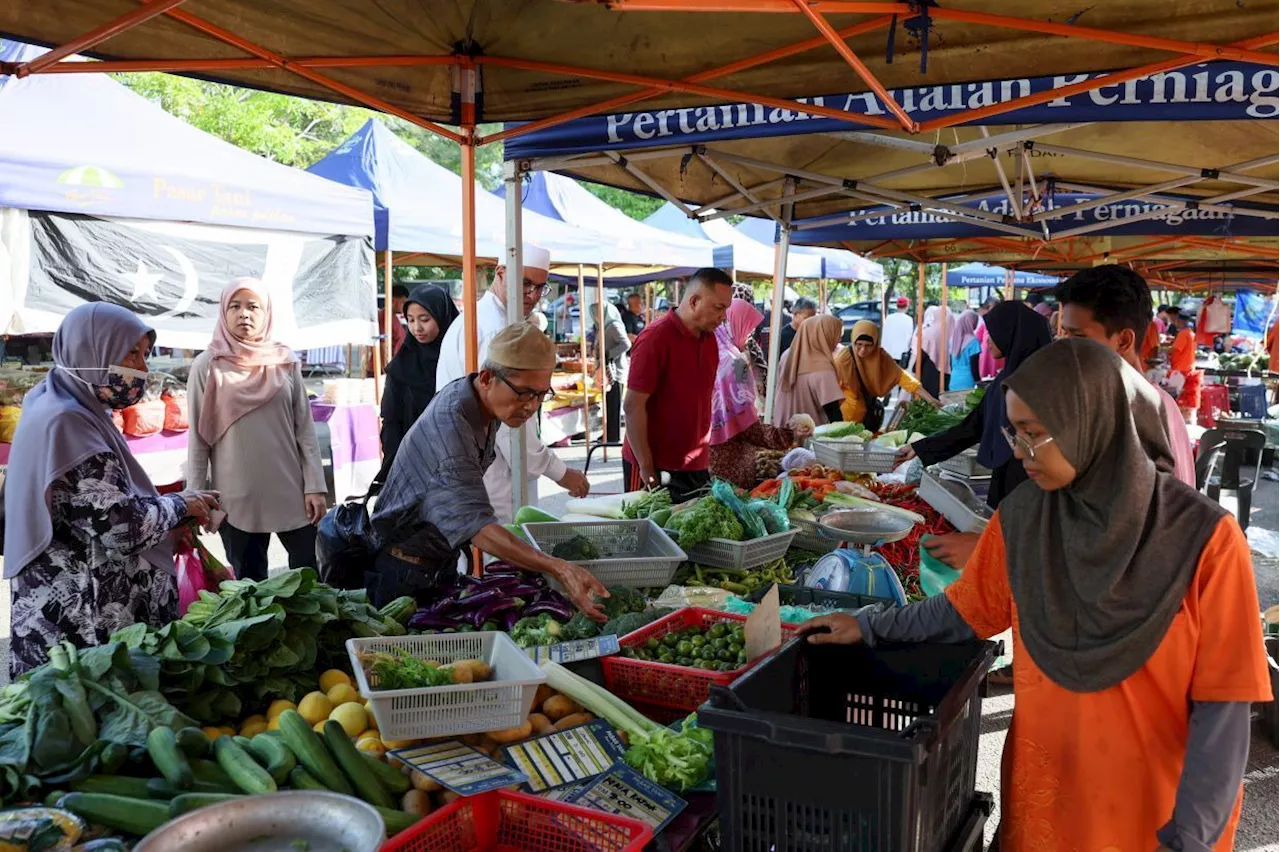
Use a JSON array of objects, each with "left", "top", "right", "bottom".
[{"left": 370, "top": 323, "right": 608, "bottom": 619}]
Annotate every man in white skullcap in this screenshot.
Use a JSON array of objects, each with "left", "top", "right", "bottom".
[{"left": 436, "top": 244, "right": 590, "bottom": 523}]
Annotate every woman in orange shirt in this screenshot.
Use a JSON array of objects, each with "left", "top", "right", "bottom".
[
  {"left": 805, "top": 339, "right": 1270, "bottom": 852},
  {"left": 1168, "top": 310, "right": 1201, "bottom": 420}
]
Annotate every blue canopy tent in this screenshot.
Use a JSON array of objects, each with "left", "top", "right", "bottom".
[
  {"left": 493, "top": 171, "right": 717, "bottom": 285},
  {"left": 0, "top": 40, "right": 376, "bottom": 350}
]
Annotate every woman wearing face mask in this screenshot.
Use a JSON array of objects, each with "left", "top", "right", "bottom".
[
  {"left": 379, "top": 284, "right": 459, "bottom": 477},
  {"left": 187, "top": 279, "right": 327, "bottom": 581},
  {"left": 803, "top": 339, "right": 1270, "bottom": 852},
  {"left": 3, "top": 303, "right": 221, "bottom": 677}
]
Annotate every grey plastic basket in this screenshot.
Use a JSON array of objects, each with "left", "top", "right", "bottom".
[
  {"left": 811, "top": 439, "right": 898, "bottom": 474},
  {"left": 682, "top": 528, "right": 800, "bottom": 571},
  {"left": 521, "top": 519, "right": 686, "bottom": 588},
  {"left": 919, "top": 468, "right": 991, "bottom": 533},
  {"left": 936, "top": 449, "right": 992, "bottom": 479},
  {"left": 789, "top": 514, "right": 838, "bottom": 554}
]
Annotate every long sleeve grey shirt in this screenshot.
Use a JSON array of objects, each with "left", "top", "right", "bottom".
[{"left": 858, "top": 597, "right": 1253, "bottom": 851}]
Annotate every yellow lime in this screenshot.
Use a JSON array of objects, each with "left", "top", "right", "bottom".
[
  {"left": 201, "top": 726, "right": 227, "bottom": 741},
  {"left": 298, "top": 691, "right": 335, "bottom": 726},
  {"left": 326, "top": 684, "right": 361, "bottom": 707},
  {"left": 240, "top": 720, "right": 269, "bottom": 738},
  {"left": 217, "top": 726, "right": 236, "bottom": 737},
  {"left": 319, "top": 669, "right": 353, "bottom": 693},
  {"left": 312, "top": 720, "right": 327, "bottom": 734},
  {"left": 266, "top": 700, "right": 296, "bottom": 720},
  {"left": 329, "top": 702, "right": 368, "bottom": 737},
  {"left": 355, "top": 737, "right": 387, "bottom": 759},
  {"left": 267, "top": 715, "right": 283, "bottom": 732}
]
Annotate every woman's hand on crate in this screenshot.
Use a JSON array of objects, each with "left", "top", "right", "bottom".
[
  {"left": 800, "top": 613, "right": 863, "bottom": 645},
  {"left": 923, "top": 533, "right": 980, "bottom": 570},
  {"left": 894, "top": 444, "right": 917, "bottom": 464},
  {"left": 550, "top": 560, "right": 610, "bottom": 622}
]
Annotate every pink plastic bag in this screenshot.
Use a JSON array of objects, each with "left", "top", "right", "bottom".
[{"left": 174, "top": 528, "right": 235, "bottom": 614}]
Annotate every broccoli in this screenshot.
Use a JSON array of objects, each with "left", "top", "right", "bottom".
[
  {"left": 602, "top": 607, "right": 674, "bottom": 638},
  {"left": 601, "top": 586, "right": 647, "bottom": 620},
  {"left": 551, "top": 535, "right": 601, "bottom": 562},
  {"left": 562, "top": 612, "right": 603, "bottom": 641},
  {"left": 509, "top": 614, "right": 565, "bottom": 648}
]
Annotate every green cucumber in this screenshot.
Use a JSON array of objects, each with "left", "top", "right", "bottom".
[
  {"left": 276, "top": 710, "right": 353, "bottom": 796},
  {"left": 58, "top": 792, "right": 171, "bottom": 837},
  {"left": 146, "top": 726, "right": 193, "bottom": 790},
  {"left": 322, "top": 720, "right": 395, "bottom": 809},
  {"left": 248, "top": 734, "right": 296, "bottom": 785},
  {"left": 374, "top": 805, "right": 425, "bottom": 837},
  {"left": 213, "top": 736, "right": 276, "bottom": 795},
  {"left": 360, "top": 753, "right": 411, "bottom": 794},
  {"left": 379, "top": 596, "right": 417, "bottom": 624},
  {"left": 70, "top": 775, "right": 154, "bottom": 799},
  {"left": 189, "top": 758, "right": 238, "bottom": 790},
  {"left": 174, "top": 727, "right": 211, "bottom": 759},
  {"left": 287, "top": 766, "right": 327, "bottom": 791},
  {"left": 232, "top": 735, "right": 254, "bottom": 751},
  {"left": 168, "top": 792, "right": 242, "bottom": 817},
  {"left": 147, "top": 777, "right": 240, "bottom": 800},
  {"left": 99, "top": 742, "right": 130, "bottom": 774},
  {"left": 43, "top": 789, "right": 68, "bottom": 808}
]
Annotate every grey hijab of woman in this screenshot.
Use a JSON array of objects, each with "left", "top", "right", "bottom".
[{"left": 999, "top": 338, "right": 1226, "bottom": 693}]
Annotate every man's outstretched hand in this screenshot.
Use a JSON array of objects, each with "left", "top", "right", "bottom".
[{"left": 552, "top": 560, "right": 609, "bottom": 622}]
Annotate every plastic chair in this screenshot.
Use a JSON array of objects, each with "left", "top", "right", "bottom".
[{"left": 1195, "top": 427, "right": 1266, "bottom": 530}]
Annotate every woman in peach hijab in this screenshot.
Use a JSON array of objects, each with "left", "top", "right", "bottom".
[{"left": 187, "top": 278, "right": 327, "bottom": 580}]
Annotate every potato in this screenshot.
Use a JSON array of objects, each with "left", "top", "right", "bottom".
[
  {"left": 411, "top": 770, "right": 443, "bottom": 793},
  {"left": 440, "top": 790, "right": 462, "bottom": 806},
  {"left": 453, "top": 659, "right": 493, "bottom": 681},
  {"left": 533, "top": 684, "right": 555, "bottom": 709},
  {"left": 553, "top": 712, "right": 593, "bottom": 731},
  {"left": 528, "top": 713, "right": 555, "bottom": 736},
  {"left": 541, "top": 694, "right": 580, "bottom": 722},
  {"left": 402, "top": 789, "right": 433, "bottom": 816},
  {"left": 487, "top": 720, "right": 533, "bottom": 745},
  {"left": 448, "top": 665, "right": 474, "bottom": 685}
]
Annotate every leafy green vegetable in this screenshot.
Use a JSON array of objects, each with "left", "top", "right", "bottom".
[
  {"left": 601, "top": 608, "right": 673, "bottom": 639},
  {"left": 550, "top": 535, "right": 601, "bottom": 561},
  {"left": 561, "top": 612, "right": 603, "bottom": 641},
  {"left": 509, "top": 614, "right": 566, "bottom": 648},
  {"left": 898, "top": 398, "right": 967, "bottom": 436},
  {"left": 667, "top": 496, "right": 744, "bottom": 549},
  {"left": 367, "top": 651, "right": 454, "bottom": 690},
  {"left": 600, "top": 587, "right": 647, "bottom": 620},
  {"left": 621, "top": 489, "right": 672, "bottom": 520}
]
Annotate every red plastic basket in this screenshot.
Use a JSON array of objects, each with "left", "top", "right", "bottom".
[
  {"left": 601, "top": 608, "right": 798, "bottom": 713},
  {"left": 380, "top": 789, "right": 653, "bottom": 852}
]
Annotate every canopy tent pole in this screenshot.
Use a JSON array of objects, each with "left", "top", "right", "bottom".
[
  {"left": 819, "top": 280, "right": 827, "bottom": 313},
  {"left": 503, "top": 159, "right": 529, "bottom": 510},
  {"left": 374, "top": 248, "right": 393, "bottom": 404},
  {"left": 880, "top": 277, "right": 887, "bottom": 327},
  {"left": 578, "top": 265, "right": 590, "bottom": 454},
  {"left": 597, "top": 264, "right": 608, "bottom": 462},
  {"left": 914, "top": 263, "right": 925, "bottom": 380},
  {"left": 763, "top": 181, "right": 795, "bottom": 422},
  {"left": 940, "top": 263, "right": 949, "bottom": 392},
  {"left": 1004, "top": 268, "right": 1014, "bottom": 301}
]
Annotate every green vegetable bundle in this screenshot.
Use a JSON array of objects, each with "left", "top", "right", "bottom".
[
  {"left": 112, "top": 569, "right": 403, "bottom": 723},
  {"left": 898, "top": 398, "right": 967, "bottom": 436},
  {"left": 667, "top": 496, "right": 744, "bottom": 549},
  {"left": 0, "top": 641, "right": 195, "bottom": 803}
]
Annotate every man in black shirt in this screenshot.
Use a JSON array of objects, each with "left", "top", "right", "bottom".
[
  {"left": 778, "top": 296, "right": 818, "bottom": 355},
  {"left": 620, "top": 292, "right": 647, "bottom": 342}
]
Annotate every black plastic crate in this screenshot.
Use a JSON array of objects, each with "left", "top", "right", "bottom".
[
  {"left": 744, "top": 582, "right": 897, "bottom": 613},
  {"left": 699, "top": 637, "right": 997, "bottom": 852}
]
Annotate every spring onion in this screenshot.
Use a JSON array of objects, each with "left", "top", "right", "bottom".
[
  {"left": 822, "top": 491, "right": 926, "bottom": 525},
  {"left": 565, "top": 490, "right": 652, "bottom": 520}
]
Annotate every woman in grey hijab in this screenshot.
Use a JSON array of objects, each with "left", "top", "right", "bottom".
[
  {"left": 801, "top": 338, "right": 1271, "bottom": 852},
  {"left": 3, "top": 303, "right": 220, "bottom": 676}
]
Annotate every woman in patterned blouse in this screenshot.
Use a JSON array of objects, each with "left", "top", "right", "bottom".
[{"left": 2, "top": 304, "right": 220, "bottom": 677}]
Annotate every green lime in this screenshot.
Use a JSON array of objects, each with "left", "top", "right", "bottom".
[{"left": 708, "top": 624, "right": 727, "bottom": 639}]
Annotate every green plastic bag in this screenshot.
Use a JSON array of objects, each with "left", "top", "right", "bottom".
[{"left": 919, "top": 534, "right": 961, "bottom": 598}]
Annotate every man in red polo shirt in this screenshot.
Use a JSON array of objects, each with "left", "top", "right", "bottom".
[{"left": 623, "top": 268, "right": 734, "bottom": 502}]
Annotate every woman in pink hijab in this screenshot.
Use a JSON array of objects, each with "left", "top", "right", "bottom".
[
  {"left": 709, "top": 300, "right": 810, "bottom": 489},
  {"left": 187, "top": 279, "right": 327, "bottom": 580}
]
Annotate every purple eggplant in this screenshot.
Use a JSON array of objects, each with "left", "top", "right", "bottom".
[
  {"left": 472, "top": 598, "right": 521, "bottom": 627},
  {"left": 500, "top": 608, "right": 522, "bottom": 631},
  {"left": 453, "top": 588, "right": 506, "bottom": 610},
  {"left": 408, "top": 610, "right": 462, "bottom": 631},
  {"left": 522, "top": 599, "right": 575, "bottom": 621},
  {"left": 455, "top": 575, "right": 483, "bottom": 587},
  {"left": 506, "top": 583, "right": 541, "bottom": 599}
]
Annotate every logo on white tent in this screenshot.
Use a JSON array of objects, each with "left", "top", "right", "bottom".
[{"left": 56, "top": 165, "right": 124, "bottom": 189}]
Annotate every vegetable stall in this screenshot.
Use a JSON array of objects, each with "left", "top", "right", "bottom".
[{"left": 0, "top": 397, "right": 996, "bottom": 851}]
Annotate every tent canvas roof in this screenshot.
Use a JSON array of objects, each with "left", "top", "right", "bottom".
[
  {"left": 0, "top": 39, "right": 373, "bottom": 237},
  {"left": 493, "top": 171, "right": 716, "bottom": 272},
  {"left": 306, "top": 118, "right": 602, "bottom": 263},
  {"left": 642, "top": 202, "right": 822, "bottom": 279}
]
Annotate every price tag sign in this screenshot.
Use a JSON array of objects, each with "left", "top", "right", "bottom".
[
  {"left": 744, "top": 583, "right": 782, "bottom": 663},
  {"left": 389, "top": 741, "right": 527, "bottom": 797},
  {"left": 501, "top": 718, "right": 626, "bottom": 793},
  {"left": 564, "top": 761, "right": 688, "bottom": 834},
  {"left": 524, "top": 635, "right": 621, "bottom": 664}
]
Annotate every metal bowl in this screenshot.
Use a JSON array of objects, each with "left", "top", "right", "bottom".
[
  {"left": 816, "top": 507, "right": 914, "bottom": 545},
  {"left": 133, "top": 791, "right": 386, "bottom": 852}
]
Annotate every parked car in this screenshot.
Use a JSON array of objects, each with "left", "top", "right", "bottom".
[{"left": 831, "top": 301, "right": 883, "bottom": 331}]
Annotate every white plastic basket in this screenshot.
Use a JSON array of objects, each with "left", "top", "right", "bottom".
[
  {"left": 811, "top": 439, "right": 898, "bottom": 474},
  {"left": 936, "top": 449, "right": 992, "bottom": 479},
  {"left": 346, "top": 632, "right": 545, "bottom": 740},
  {"left": 521, "top": 519, "right": 686, "bottom": 588},
  {"left": 788, "top": 514, "right": 838, "bottom": 554},
  {"left": 919, "top": 468, "right": 992, "bottom": 534},
  {"left": 682, "top": 528, "right": 800, "bottom": 571}
]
